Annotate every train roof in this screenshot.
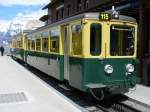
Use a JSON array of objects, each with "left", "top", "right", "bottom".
[{"left": 27, "top": 12, "right": 136, "bottom": 35}]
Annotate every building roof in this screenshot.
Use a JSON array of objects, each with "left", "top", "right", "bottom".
[
  {"left": 40, "top": 15, "right": 49, "bottom": 22},
  {"left": 42, "top": 0, "right": 62, "bottom": 10}
]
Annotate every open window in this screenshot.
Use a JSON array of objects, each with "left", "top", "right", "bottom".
[
  {"left": 42, "top": 38, "right": 49, "bottom": 52},
  {"left": 50, "top": 27, "right": 60, "bottom": 53},
  {"left": 31, "top": 40, "right": 35, "bottom": 51},
  {"left": 36, "top": 39, "right": 41, "bottom": 51},
  {"left": 41, "top": 32, "right": 49, "bottom": 52},
  {"left": 27, "top": 39, "right": 31, "bottom": 50}
]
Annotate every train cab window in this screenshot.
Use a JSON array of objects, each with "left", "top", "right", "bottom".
[
  {"left": 42, "top": 38, "right": 49, "bottom": 52},
  {"left": 71, "top": 24, "right": 82, "bottom": 55},
  {"left": 31, "top": 40, "right": 35, "bottom": 51},
  {"left": 50, "top": 28, "right": 60, "bottom": 53},
  {"left": 90, "top": 23, "right": 102, "bottom": 56},
  {"left": 110, "top": 25, "right": 135, "bottom": 56},
  {"left": 36, "top": 39, "right": 41, "bottom": 51}
]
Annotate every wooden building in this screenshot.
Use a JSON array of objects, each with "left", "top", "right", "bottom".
[{"left": 40, "top": 0, "right": 130, "bottom": 24}]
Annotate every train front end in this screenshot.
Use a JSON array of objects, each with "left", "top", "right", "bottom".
[
  {"left": 84, "top": 13, "right": 138, "bottom": 98},
  {"left": 68, "top": 12, "right": 138, "bottom": 99}
]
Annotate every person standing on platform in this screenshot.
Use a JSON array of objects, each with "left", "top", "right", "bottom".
[{"left": 0, "top": 46, "right": 4, "bottom": 56}]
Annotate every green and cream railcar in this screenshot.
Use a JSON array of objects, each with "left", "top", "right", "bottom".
[
  {"left": 10, "top": 32, "right": 27, "bottom": 60},
  {"left": 11, "top": 12, "right": 138, "bottom": 98},
  {"left": 26, "top": 27, "right": 64, "bottom": 80}
]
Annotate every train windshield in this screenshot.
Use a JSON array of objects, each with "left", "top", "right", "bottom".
[{"left": 110, "top": 25, "right": 135, "bottom": 56}]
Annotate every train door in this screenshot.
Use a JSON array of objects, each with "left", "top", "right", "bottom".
[{"left": 63, "top": 25, "right": 70, "bottom": 81}]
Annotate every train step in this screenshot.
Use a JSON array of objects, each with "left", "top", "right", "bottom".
[{"left": 58, "top": 84, "right": 71, "bottom": 91}]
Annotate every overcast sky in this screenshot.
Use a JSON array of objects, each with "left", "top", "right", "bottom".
[{"left": 0, "top": 0, "right": 49, "bottom": 32}]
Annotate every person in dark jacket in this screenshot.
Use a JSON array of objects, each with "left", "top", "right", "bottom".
[{"left": 0, "top": 46, "right": 4, "bottom": 56}]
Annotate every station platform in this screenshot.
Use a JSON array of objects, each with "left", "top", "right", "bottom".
[
  {"left": 125, "top": 84, "right": 150, "bottom": 107},
  {"left": 0, "top": 56, "right": 86, "bottom": 112}
]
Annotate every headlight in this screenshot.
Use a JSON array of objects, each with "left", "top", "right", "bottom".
[
  {"left": 126, "top": 64, "right": 134, "bottom": 73},
  {"left": 104, "top": 65, "right": 113, "bottom": 74}
]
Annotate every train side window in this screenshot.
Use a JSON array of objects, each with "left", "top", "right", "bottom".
[
  {"left": 50, "top": 27, "right": 60, "bottom": 53},
  {"left": 71, "top": 24, "right": 82, "bottom": 55},
  {"left": 17, "top": 39, "right": 22, "bottom": 48},
  {"left": 18, "top": 40, "right": 20, "bottom": 48},
  {"left": 90, "top": 23, "right": 102, "bottom": 56},
  {"left": 42, "top": 38, "right": 49, "bottom": 52},
  {"left": 27, "top": 39, "right": 31, "bottom": 50},
  {"left": 19, "top": 38, "right": 23, "bottom": 48},
  {"left": 50, "top": 39, "right": 59, "bottom": 52},
  {"left": 31, "top": 40, "right": 35, "bottom": 51},
  {"left": 36, "top": 39, "right": 41, "bottom": 51}
]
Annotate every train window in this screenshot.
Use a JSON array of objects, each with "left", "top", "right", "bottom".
[
  {"left": 50, "top": 39, "right": 59, "bottom": 52},
  {"left": 42, "top": 38, "right": 49, "bottom": 52},
  {"left": 110, "top": 25, "right": 135, "bottom": 56},
  {"left": 27, "top": 39, "right": 31, "bottom": 50},
  {"left": 31, "top": 40, "right": 35, "bottom": 51},
  {"left": 71, "top": 24, "right": 82, "bottom": 55},
  {"left": 90, "top": 23, "right": 102, "bottom": 56},
  {"left": 36, "top": 39, "right": 41, "bottom": 51},
  {"left": 18, "top": 41, "right": 20, "bottom": 48},
  {"left": 13, "top": 41, "right": 16, "bottom": 48},
  {"left": 20, "top": 38, "right": 23, "bottom": 48},
  {"left": 50, "top": 28, "right": 60, "bottom": 53},
  {"left": 18, "top": 40, "right": 22, "bottom": 48}
]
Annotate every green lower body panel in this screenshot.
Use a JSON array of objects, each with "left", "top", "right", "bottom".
[
  {"left": 10, "top": 48, "right": 137, "bottom": 95},
  {"left": 69, "top": 57, "right": 137, "bottom": 93}
]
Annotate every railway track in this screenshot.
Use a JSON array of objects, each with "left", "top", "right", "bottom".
[{"left": 16, "top": 60, "right": 150, "bottom": 112}]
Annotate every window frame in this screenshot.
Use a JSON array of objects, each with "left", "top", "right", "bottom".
[
  {"left": 110, "top": 24, "right": 135, "bottom": 57},
  {"left": 50, "top": 27, "right": 60, "bottom": 53},
  {"left": 90, "top": 23, "right": 102, "bottom": 56},
  {"left": 27, "top": 38, "right": 31, "bottom": 50},
  {"left": 108, "top": 22, "right": 137, "bottom": 58},
  {"left": 70, "top": 23, "right": 83, "bottom": 57},
  {"left": 42, "top": 38, "right": 49, "bottom": 52},
  {"left": 36, "top": 38, "right": 41, "bottom": 51},
  {"left": 31, "top": 39, "right": 36, "bottom": 51}
]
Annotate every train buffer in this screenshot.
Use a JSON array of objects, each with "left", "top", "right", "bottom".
[{"left": 0, "top": 56, "right": 86, "bottom": 112}]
